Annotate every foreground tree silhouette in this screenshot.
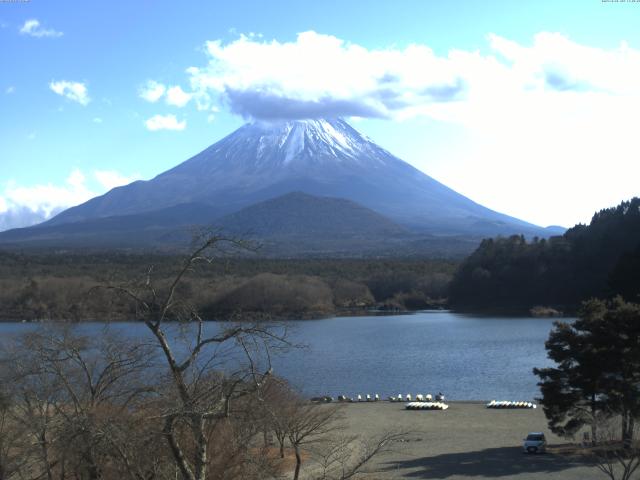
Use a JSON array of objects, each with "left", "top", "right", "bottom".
[
  {"left": 534, "top": 298, "right": 640, "bottom": 446},
  {"left": 533, "top": 300, "right": 606, "bottom": 443},
  {"left": 98, "top": 233, "right": 289, "bottom": 480},
  {"left": 0, "top": 326, "right": 167, "bottom": 480}
]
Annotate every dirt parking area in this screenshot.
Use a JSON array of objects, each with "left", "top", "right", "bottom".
[{"left": 338, "top": 402, "right": 601, "bottom": 479}]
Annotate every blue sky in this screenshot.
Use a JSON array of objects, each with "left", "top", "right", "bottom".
[{"left": 1, "top": 0, "right": 640, "bottom": 230}]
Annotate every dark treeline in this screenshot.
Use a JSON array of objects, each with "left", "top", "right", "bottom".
[
  {"left": 449, "top": 198, "right": 640, "bottom": 313},
  {"left": 0, "top": 253, "right": 456, "bottom": 321}
]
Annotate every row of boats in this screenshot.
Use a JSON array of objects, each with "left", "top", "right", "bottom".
[
  {"left": 336, "top": 394, "right": 380, "bottom": 402},
  {"left": 390, "top": 393, "right": 445, "bottom": 402},
  {"left": 486, "top": 400, "right": 537, "bottom": 409},
  {"left": 315, "top": 396, "right": 535, "bottom": 410},
  {"left": 332, "top": 393, "right": 446, "bottom": 403},
  {"left": 405, "top": 402, "right": 449, "bottom": 410}
]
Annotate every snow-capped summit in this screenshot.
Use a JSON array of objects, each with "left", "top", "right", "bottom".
[
  {"left": 247, "top": 118, "right": 383, "bottom": 165},
  {"left": 42, "top": 117, "right": 546, "bottom": 238},
  {"left": 169, "top": 118, "right": 392, "bottom": 177}
]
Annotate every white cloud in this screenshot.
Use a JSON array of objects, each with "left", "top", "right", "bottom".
[
  {"left": 410, "top": 33, "right": 640, "bottom": 228},
  {"left": 0, "top": 169, "right": 140, "bottom": 231},
  {"left": 139, "top": 80, "right": 166, "bottom": 102},
  {"left": 19, "top": 19, "right": 63, "bottom": 38},
  {"left": 92, "top": 117, "right": 103, "bottom": 123},
  {"left": 139, "top": 81, "right": 192, "bottom": 107},
  {"left": 0, "top": 207, "right": 56, "bottom": 232},
  {"left": 0, "top": 169, "right": 93, "bottom": 221},
  {"left": 5, "top": 86, "right": 15, "bottom": 94},
  {"left": 165, "top": 85, "right": 192, "bottom": 107},
  {"left": 145, "top": 114, "right": 186, "bottom": 131},
  {"left": 186, "top": 31, "right": 640, "bottom": 123},
  {"left": 49, "top": 80, "right": 90, "bottom": 106}
]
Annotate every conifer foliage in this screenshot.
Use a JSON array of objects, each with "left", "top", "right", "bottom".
[{"left": 535, "top": 298, "right": 640, "bottom": 445}]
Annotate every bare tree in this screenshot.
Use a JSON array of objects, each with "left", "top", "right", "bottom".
[
  {"left": 96, "top": 233, "right": 289, "bottom": 480},
  {"left": 286, "top": 402, "right": 344, "bottom": 480},
  {"left": 0, "top": 326, "right": 161, "bottom": 480},
  {"left": 256, "top": 376, "right": 299, "bottom": 459},
  {"left": 592, "top": 416, "right": 640, "bottom": 480},
  {"left": 0, "top": 385, "right": 31, "bottom": 480},
  {"left": 5, "top": 353, "right": 63, "bottom": 480},
  {"left": 310, "top": 431, "right": 409, "bottom": 480},
  {"left": 252, "top": 371, "right": 410, "bottom": 480}
]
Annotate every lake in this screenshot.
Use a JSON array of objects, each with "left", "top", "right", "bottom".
[{"left": 0, "top": 311, "right": 562, "bottom": 401}]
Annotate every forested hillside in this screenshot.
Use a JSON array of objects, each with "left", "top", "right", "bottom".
[
  {"left": 449, "top": 198, "right": 640, "bottom": 312},
  {"left": 0, "top": 253, "right": 454, "bottom": 321}
]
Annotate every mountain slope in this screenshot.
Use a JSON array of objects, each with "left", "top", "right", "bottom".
[
  {"left": 215, "top": 192, "right": 417, "bottom": 256},
  {"left": 0, "top": 203, "right": 220, "bottom": 248},
  {"left": 42, "top": 118, "right": 547, "bottom": 237},
  {"left": 0, "top": 192, "right": 485, "bottom": 257},
  {"left": 219, "top": 192, "right": 408, "bottom": 238}
]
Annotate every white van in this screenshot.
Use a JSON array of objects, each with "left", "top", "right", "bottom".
[{"left": 523, "top": 432, "right": 546, "bottom": 453}]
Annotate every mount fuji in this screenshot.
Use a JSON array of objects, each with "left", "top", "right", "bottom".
[{"left": 0, "top": 118, "right": 561, "bottom": 254}]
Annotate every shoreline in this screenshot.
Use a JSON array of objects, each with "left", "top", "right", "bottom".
[{"left": 0, "top": 307, "right": 567, "bottom": 323}]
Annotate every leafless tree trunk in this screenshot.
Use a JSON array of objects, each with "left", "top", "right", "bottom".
[
  {"left": 96, "top": 232, "right": 289, "bottom": 480},
  {"left": 591, "top": 392, "right": 599, "bottom": 446},
  {"left": 257, "top": 377, "right": 297, "bottom": 460},
  {"left": 592, "top": 416, "right": 640, "bottom": 480},
  {"left": 285, "top": 403, "right": 344, "bottom": 480},
  {"left": 310, "top": 431, "right": 409, "bottom": 480}
]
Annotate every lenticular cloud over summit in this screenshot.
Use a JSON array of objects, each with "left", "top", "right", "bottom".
[{"left": 187, "top": 31, "right": 467, "bottom": 120}]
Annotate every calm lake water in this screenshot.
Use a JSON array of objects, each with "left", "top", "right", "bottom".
[{"left": 0, "top": 311, "right": 562, "bottom": 401}]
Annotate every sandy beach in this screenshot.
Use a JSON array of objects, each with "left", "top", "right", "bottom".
[{"left": 334, "top": 401, "right": 601, "bottom": 479}]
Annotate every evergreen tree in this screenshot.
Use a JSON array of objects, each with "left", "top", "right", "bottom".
[
  {"left": 535, "top": 298, "right": 640, "bottom": 445},
  {"left": 450, "top": 197, "right": 640, "bottom": 312},
  {"left": 610, "top": 244, "right": 640, "bottom": 303},
  {"left": 586, "top": 298, "right": 640, "bottom": 446},
  {"left": 534, "top": 300, "right": 607, "bottom": 442}
]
